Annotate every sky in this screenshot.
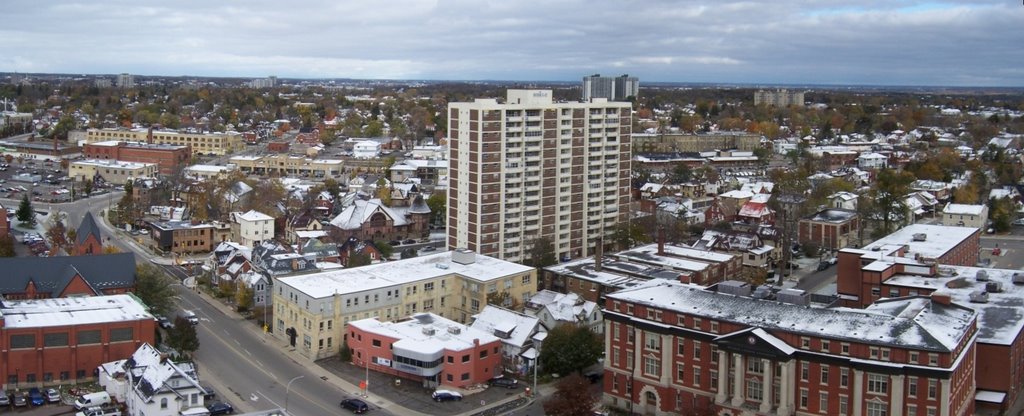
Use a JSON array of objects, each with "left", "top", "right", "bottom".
[{"left": 2, "top": 0, "right": 1023, "bottom": 87}]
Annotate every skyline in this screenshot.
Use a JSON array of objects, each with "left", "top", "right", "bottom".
[{"left": 1, "top": 1, "right": 1023, "bottom": 87}]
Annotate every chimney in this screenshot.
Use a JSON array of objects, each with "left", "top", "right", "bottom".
[
  {"left": 147, "top": 126, "right": 154, "bottom": 144},
  {"left": 930, "top": 292, "right": 951, "bottom": 305},
  {"left": 657, "top": 226, "right": 666, "bottom": 255},
  {"left": 594, "top": 237, "right": 603, "bottom": 272}
]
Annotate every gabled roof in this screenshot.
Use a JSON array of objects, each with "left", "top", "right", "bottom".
[
  {"left": 124, "top": 343, "right": 204, "bottom": 403},
  {"left": 329, "top": 198, "right": 409, "bottom": 230},
  {"left": 0, "top": 253, "right": 135, "bottom": 295},
  {"left": 76, "top": 212, "right": 101, "bottom": 245},
  {"left": 470, "top": 305, "right": 540, "bottom": 349}
]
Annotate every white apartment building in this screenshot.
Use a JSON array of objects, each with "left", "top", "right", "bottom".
[
  {"left": 582, "top": 74, "right": 639, "bottom": 101},
  {"left": 231, "top": 209, "right": 275, "bottom": 247},
  {"left": 447, "top": 90, "right": 632, "bottom": 263}
]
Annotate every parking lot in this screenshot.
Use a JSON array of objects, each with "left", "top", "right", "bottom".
[{"left": 0, "top": 159, "right": 75, "bottom": 203}]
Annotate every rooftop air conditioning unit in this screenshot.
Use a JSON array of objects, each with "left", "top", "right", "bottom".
[
  {"left": 969, "top": 291, "right": 989, "bottom": 303},
  {"left": 1013, "top": 273, "right": 1024, "bottom": 285},
  {"left": 986, "top": 281, "right": 1003, "bottom": 293},
  {"left": 912, "top": 233, "right": 927, "bottom": 242},
  {"left": 422, "top": 327, "right": 436, "bottom": 336},
  {"left": 976, "top": 270, "right": 989, "bottom": 282},
  {"left": 447, "top": 326, "right": 462, "bottom": 335}
]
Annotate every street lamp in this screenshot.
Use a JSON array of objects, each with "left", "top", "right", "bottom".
[{"left": 284, "top": 375, "right": 304, "bottom": 413}]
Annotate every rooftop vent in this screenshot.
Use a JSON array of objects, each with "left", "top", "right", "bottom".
[
  {"left": 751, "top": 286, "right": 772, "bottom": 300},
  {"left": 435, "top": 263, "right": 449, "bottom": 270},
  {"left": 452, "top": 248, "right": 476, "bottom": 265},
  {"left": 447, "top": 326, "right": 462, "bottom": 335},
  {"left": 422, "top": 327, "right": 436, "bottom": 336},
  {"left": 1013, "top": 273, "right": 1024, "bottom": 285},
  {"left": 986, "top": 281, "right": 1003, "bottom": 293},
  {"left": 968, "top": 291, "right": 989, "bottom": 304},
  {"left": 937, "top": 267, "right": 956, "bottom": 277},
  {"left": 776, "top": 288, "right": 809, "bottom": 306},
  {"left": 976, "top": 270, "right": 989, "bottom": 282},
  {"left": 912, "top": 233, "right": 927, "bottom": 242},
  {"left": 717, "top": 280, "right": 751, "bottom": 297}
]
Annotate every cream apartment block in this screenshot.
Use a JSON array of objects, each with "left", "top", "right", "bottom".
[
  {"left": 70, "top": 159, "right": 158, "bottom": 185},
  {"left": 273, "top": 249, "right": 536, "bottom": 360},
  {"left": 447, "top": 90, "right": 632, "bottom": 263},
  {"left": 228, "top": 154, "right": 344, "bottom": 178},
  {"left": 85, "top": 128, "right": 243, "bottom": 155}
]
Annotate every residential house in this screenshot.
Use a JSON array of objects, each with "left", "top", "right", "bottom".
[
  {"left": 231, "top": 210, "right": 275, "bottom": 247},
  {"left": 286, "top": 211, "right": 327, "bottom": 244},
  {"left": 469, "top": 306, "right": 543, "bottom": 373},
  {"left": 828, "top": 191, "right": 859, "bottom": 211},
  {"left": 298, "top": 238, "right": 340, "bottom": 264},
  {"left": 525, "top": 290, "right": 603, "bottom": 335},
  {"left": 209, "top": 241, "right": 252, "bottom": 287},
  {"left": 337, "top": 237, "right": 384, "bottom": 266},
  {"left": 692, "top": 230, "right": 777, "bottom": 275},
  {"left": 98, "top": 343, "right": 208, "bottom": 416},
  {"left": 735, "top": 194, "right": 775, "bottom": 226},
  {"left": 941, "top": 203, "right": 988, "bottom": 229},
  {"left": 857, "top": 152, "right": 889, "bottom": 169},
  {"left": 250, "top": 240, "right": 318, "bottom": 278}
]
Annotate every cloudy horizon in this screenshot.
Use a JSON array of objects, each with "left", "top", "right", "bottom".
[{"left": 2, "top": 1, "right": 1022, "bottom": 87}]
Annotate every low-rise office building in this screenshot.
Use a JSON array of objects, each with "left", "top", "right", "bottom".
[
  {"left": 147, "top": 220, "right": 214, "bottom": 255},
  {"left": 348, "top": 313, "right": 503, "bottom": 389},
  {"left": 0, "top": 294, "right": 155, "bottom": 390},
  {"left": 229, "top": 154, "right": 344, "bottom": 178},
  {"left": 70, "top": 159, "right": 158, "bottom": 185},
  {"left": 85, "top": 128, "right": 243, "bottom": 156},
  {"left": 273, "top": 249, "right": 535, "bottom": 360},
  {"left": 83, "top": 141, "right": 191, "bottom": 175}
]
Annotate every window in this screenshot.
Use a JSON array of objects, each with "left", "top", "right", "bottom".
[
  {"left": 821, "top": 340, "right": 830, "bottom": 352},
  {"left": 676, "top": 363, "right": 685, "bottom": 382},
  {"left": 801, "top": 337, "right": 810, "bottom": 348},
  {"left": 372, "top": 339, "right": 381, "bottom": 347},
  {"left": 866, "top": 401, "right": 888, "bottom": 416},
  {"left": 711, "top": 346, "right": 719, "bottom": 363},
  {"left": 881, "top": 348, "right": 890, "bottom": 361},
  {"left": 747, "top": 359, "right": 764, "bottom": 374},
  {"left": 424, "top": 282, "right": 434, "bottom": 291},
  {"left": 841, "top": 368, "right": 849, "bottom": 387},
  {"left": 710, "top": 371, "right": 718, "bottom": 391},
  {"left": 841, "top": 343, "right": 850, "bottom": 355},
  {"left": 480, "top": 350, "right": 488, "bottom": 359},
  {"left": 819, "top": 392, "right": 828, "bottom": 413},
  {"left": 462, "top": 354, "right": 470, "bottom": 363},
  {"left": 927, "top": 379, "right": 937, "bottom": 399},
  {"left": 801, "top": 362, "right": 809, "bottom": 381},
  {"left": 676, "top": 339, "right": 685, "bottom": 356},
  {"left": 820, "top": 365, "right": 829, "bottom": 384},
  {"left": 840, "top": 395, "right": 849, "bottom": 415},
  {"left": 643, "top": 356, "right": 660, "bottom": 376},
  {"left": 747, "top": 379, "right": 763, "bottom": 401},
  {"left": 10, "top": 334, "right": 34, "bottom": 349},
  {"left": 612, "top": 347, "right": 620, "bottom": 366},
  {"left": 867, "top": 373, "right": 888, "bottom": 394},
  {"left": 870, "top": 347, "right": 879, "bottom": 359},
  {"left": 910, "top": 351, "right": 919, "bottom": 363},
  {"left": 928, "top": 353, "right": 937, "bottom": 366},
  {"left": 161, "top": 398, "right": 168, "bottom": 409},
  {"left": 645, "top": 333, "right": 661, "bottom": 351},
  {"left": 694, "top": 342, "right": 701, "bottom": 359},
  {"left": 521, "top": 275, "right": 531, "bottom": 285},
  {"left": 44, "top": 333, "right": 69, "bottom": 347},
  {"left": 710, "top": 321, "right": 719, "bottom": 333},
  {"left": 462, "top": 373, "right": 470, "bottom": 381},
  {"left": 908, "top": 377, "right": 917, "bottom": 397},
  {"left": 626, "top": 351, "right": 634, "bottom": 370},
  {"left": 800, "top": 388, "right": 808, "bottom": 409},
  {"left": 907, "top": 405, "right": 917, "bottom": 416}
]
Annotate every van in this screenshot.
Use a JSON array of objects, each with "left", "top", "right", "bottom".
[
  {"left": 74, "top": 391, "right": 111, "bottom": 410},
  {"left": 181, "top": 310, "right": 199, "bottom": 325}
]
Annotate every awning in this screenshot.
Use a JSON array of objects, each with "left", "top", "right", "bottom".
[{"left": 975, "top": 390, "right": 1006, "bottom": 404}]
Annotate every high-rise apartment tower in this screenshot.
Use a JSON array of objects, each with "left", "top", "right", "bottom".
[
  {"left": 582, "top": 74, "right": 639, "bottom": 101},
  {"left": 447, "top": 90, "right": 632, "bottom": 263}
]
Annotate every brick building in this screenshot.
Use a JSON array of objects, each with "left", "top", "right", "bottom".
[
  {"left": 0, "top": 253, "right": 136, "bottom": 299},
  {"left": 147, "top": 220, "right": 214, "bottom": 255},
  {"left": 347, "top": 313, "right": 503, "bottom": 389},
  {"left": 83, "top": 141, "right": 191, "bottom": 175},
  {"left": 74, "top": 212, "right": 103, "bottom": 255},
  {"left": 797, "top": 208, "right": 861, "bottom": 253},
  {"left": 0, "top": 202, "right": 8, "bottom": 239},
  {"left": 0, "top": 294, "right": 155, "bottom": 389},
  {"left": 602, "top": 279, "right": 977, "bottom": 416}
]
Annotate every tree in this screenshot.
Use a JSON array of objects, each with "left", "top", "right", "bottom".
[
  {"left": 864, "top": 168, "right": 916, "bottom": 238},
  {"left": 45, "top": 212, "right": 68, "bottom": 255},
  {"left": 167, "top": 317, "right": 200, "bottom": 356},
  {"left": 16, "top": 194, "right": 35, "bottom": 227},
  {"left": 525, "top": 237, "right": 557, "bottom": 268},
  {"left": 135, "top": 264, "right": 177, "bottom": 317},
  {"left": 539, "top": 325, "right": 603, "bottom": 377},
  {"left": 347, "top": 252, "right": 372, "bottom": 267},
  {"left": 338, "top": 339, "right": 352, "bottom": 362},
  {"left": 117, "top": 180, "right": 137, "bottom": 226},
  {"left": 400, "top": 248, "right": 417, "bottom": 259},
  {"left": 83, "top": 179, "right": 93, "bottom": 196},
  {"left": 612, "top": 221, "right": 651, "bottom": 249},
  {"left": 375, "top": 241, "right": 394, "bottom": 260},
  {"left": 426, "top": 192, "right": 446, "bottom": 227},
  {"left": 236, "top": 284, "right": 254, "bottom": 312},
  {"left": 542, "top": 373, "right": 598, "bottom": 416}
]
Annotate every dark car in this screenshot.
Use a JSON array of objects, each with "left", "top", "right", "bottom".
[
  {"left": 339, "top": 398, "right": 369, "bottom": 413},
  {"left": 206, "top": 401, "right": 234, "bottom": 415},
  {"left": 388, "top": 240, "right": 401, "bottom": 246},
  {"left": 488, "top": 377, "right": 519, "bottom": 389},
  {"left": 432, "top": 390, "right": 463, "bottom": 402},
  {"left": 28, "top": 388, "right": 44, "bottom": 406},
  {"left": 816, "top": 261, "right": 831, "bottom": 271},
  {"left": 584, "top": 370, "right": 604, "bottom": 384},
  {"left": 402, "top": 239, "right": 415, "bottom": 245},
  {"left": 157, "top": 316, "right": 173, "bottom": 329}
]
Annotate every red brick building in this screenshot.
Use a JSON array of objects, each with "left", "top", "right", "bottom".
[
  {"left": 267, "top": 141, "right": 290, "bottom": 153},
  {"left": 0, "top": 294, "right": 155, "bottom": 389},
  {"left": 0, "top": 203, "right": 8, "bottom": 239},
  {"left": 347, "top": 313, "right": 502, "bottom": 389},
  {"left": 83, "top": 141, "right": 191, "bottom": 175},
  {"left": 0, "top": 253, "right": 136, "bottom": 299},
  {"left": 797, "top": 208, "right": 861, "bottom": 253},
  {"left": 74, "top": 212, "right": 103, "bottom": 255},
  {"left": 603, "top": 279, "right": 977, "bottom": 416}
]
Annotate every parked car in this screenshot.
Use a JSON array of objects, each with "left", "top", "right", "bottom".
[
  {"left": 0, "top": 394, "right": 10, "bottom": 406},
  {"left": 46, "top": 388, "right": 61, "bottom": 403},
  {"left": 388, "top": 240, "right": 400, "bottom": 246},
  {"left": 816, "top": 261, "right": 831, "bottom": 271},
  {"left": 992, "top": 247, "right": 1002, "bottom": 256},
  {"left": 13, "top": 392, "right": 27, "bottom": 407},
  {"left": 488, "top": 377, "right": 519, "bottom": 389},
  {"left": 206, "top": 401, "right": 234, "bottom": 415},
  {"left": 181, "top": 310, "right": 199, "bottom": 325},
  {"left": 156, "top": 315, "right": 173, "bottom": 329},
  {"left": 339, "top": 398, "right": 369, "bottom": 413},
  {"left": 402, "top": 239, "right": 415, "bottom": 245},
  {"left": 28, "top": 388, "right": 44, "bottom": 406},
  {"left": 421, "top": 245, "right": 436, "bottom": 252},
  {"left": 432, "top": 390, "right": 463, "bottom": 402},
  {"left": 1013, "top": 218, "right": 1024, "bottom": 226}
]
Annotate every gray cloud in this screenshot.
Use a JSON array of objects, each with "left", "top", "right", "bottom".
[{"left": 0, "top": 0, "right": 1021, "bottom": 86}]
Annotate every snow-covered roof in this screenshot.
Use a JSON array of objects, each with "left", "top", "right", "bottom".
[
  {"left": 125, "top": 343, "right": 203, "bottom": 402},
  {"left": 470, "top": 306, "right": 540, "bottom": 349},
  {"left": 350, "top": 313, "right": 499, "bottom": 356},
  {"left": 608, "top": 279, "right": 975, "bottom": 352},
  {"left": 860, "top": 224, "right": 978, "bottom": 260},
  {"left": 278, "top": 250, "right": 533, "bottom": 299},
  {"left": 234, "top": 209, "right": 274, "bottom": 222},
  {"left": 1, "top": 294, "right": 152, "bottom": 328},
  {"left": 942, "top": 203, "right": 985, "bottom": 216},
  {"left": 329, "top": 198, "right": 409, "bottom": 230},
  {"left": 884, "top": 265, "right": 1024, "bottom": 346},
  {"left": 719, "top": 190, "right": 754, "bottom": 199}
]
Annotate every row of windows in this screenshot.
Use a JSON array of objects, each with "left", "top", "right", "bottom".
[{"left": 9, "top": 328, "right": 132, "bottom": 349}]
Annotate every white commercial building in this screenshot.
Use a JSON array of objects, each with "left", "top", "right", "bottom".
[
  {"left": 231, "top": 210, "right": 275, "bottom": 247},
  {"left": 448, "top": 90, "right": 632, "bottom": 263}
]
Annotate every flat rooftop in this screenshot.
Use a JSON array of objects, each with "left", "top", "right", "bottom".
[
  {"left": 1, "top": 294, "right": 152, "bottom": 328},
  {"left": 72, "top": 159, "right": 157, "bottom": 169},
  {"left": 278, "top": 250, "right": 534, "bottom": 299},
  {"left": 350, "top": 313, "right": 499, "bottom": 354},
  {"left": 861, "top": 224, "right": 977, "bottom": 260}
]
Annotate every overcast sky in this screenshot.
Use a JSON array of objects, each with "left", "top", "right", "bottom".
[{"left": 2, "top": 1, "right": 1022, "bottom": 86}]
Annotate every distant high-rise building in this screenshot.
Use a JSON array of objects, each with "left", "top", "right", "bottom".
[
  {"left": 94, "top": 78, "right": 112, "bottom": 88},
  {"left": 754, "top": 89, "right": 805, "bottom": 107},
  {"left": 247, "top": 76, "right": 277, "bottom": 89},
  {"left": 115, "top": 73, "right": 135, "bottom": 89},
  {"left": 447, "top": 89, "right": 632, "bottom": 263},
  {"left": 582, "top": 74, "right": 639, "bottom": 101}
]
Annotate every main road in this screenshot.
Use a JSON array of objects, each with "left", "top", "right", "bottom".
[{"left": 81, "top": 200, "right": 391, "bottom": 416}]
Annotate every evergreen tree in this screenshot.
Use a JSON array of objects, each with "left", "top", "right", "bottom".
[
  {"left": 168, "top": 316, "right": 200, "bottom": 356},
  {"left": 538, "top": 325, "right": 603, "bottom": 377},
  {"left": 16, "top": 194, "right": 35, "bottom": 227}
]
